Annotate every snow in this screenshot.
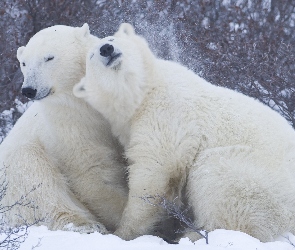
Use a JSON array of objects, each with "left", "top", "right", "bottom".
[
  {"left": 202, "top": 17, "right": 209, "bottom": 29},
  {"left": 0, "top": 108, "right": 15, "bottom": 142},
  {"left": 10, "top": 226, "right": 295, "bottom": 250},
  {"left": 0, "top": 99, "right": 31, "bottom": 143}
]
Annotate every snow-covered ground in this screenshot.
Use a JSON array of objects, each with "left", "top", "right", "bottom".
[{"left": 6, "top": 226, "right": 295, "bottom": 250}]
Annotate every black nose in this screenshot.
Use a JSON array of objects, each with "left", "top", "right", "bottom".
[
  {"left": 100, "top": 44, "right": 114, "bottom": 57},
  {"left": 22, "top": 87, "right": 37, "bottom": 98}
]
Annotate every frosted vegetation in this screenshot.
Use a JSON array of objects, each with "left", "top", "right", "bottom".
[{"left": 0, "top": 100, "right": 31, "bottom": 143}]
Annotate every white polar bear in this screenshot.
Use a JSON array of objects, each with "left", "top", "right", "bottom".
[
  {"left": 0, "top": 24, "right": 128, "bottom": 233},
  {"left": 73, "top": 23, "right": 295, "bottom": 242}
]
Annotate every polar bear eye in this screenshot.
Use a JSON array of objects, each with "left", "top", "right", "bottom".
[
  {"left": 22, "top": 62, "right": 26, "bottom": 66},
  {"left": 45, "top": 56, "right": 54, "bottom": 62}
]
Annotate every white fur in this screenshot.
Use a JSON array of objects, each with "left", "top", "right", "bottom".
[
  {"left": 1, "top": 24, "right": 128, "bottom": 233},
  {"left": 74, "top": 23, "right": 295, "bottom": 241}
]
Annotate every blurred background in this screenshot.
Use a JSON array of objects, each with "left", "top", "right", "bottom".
[{"left": 1, "top": 0, "right": 295, "bottom": 141}]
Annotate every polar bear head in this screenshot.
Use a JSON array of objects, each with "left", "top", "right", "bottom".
[
  {"left": 73, "top": 23, "right": 155, "bottom": 124},
  {"left": 17, "top": 24, "right": 98, "bottom": 100}
]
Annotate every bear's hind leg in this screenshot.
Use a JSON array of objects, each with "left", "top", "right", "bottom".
[{"left": 186, "top": 146, "right": 295, "bottom": 242}]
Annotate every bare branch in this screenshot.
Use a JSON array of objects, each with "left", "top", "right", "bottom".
[{"left": 142, "top": 195, "right": 208, "bottom": 244}]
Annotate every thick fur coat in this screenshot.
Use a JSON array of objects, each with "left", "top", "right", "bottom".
[
  {"left": 73, "top": 23, "right": 295, "bottom": 241},
  {"left": 0, "top": 24, "right": 127, "bottom": 233}
]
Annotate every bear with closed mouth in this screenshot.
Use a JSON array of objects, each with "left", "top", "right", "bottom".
[
  {"left": 74, "top": 23, "right": 295, "bottom": 242},
  {"left": 1, "top": 24, "right": 128, "bottom": 234}
]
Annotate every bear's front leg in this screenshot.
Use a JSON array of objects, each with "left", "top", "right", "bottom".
[
  {"left": 1, "top": 141, "right": 108, "bottom": 234},
  {"left": 114, "top": 162, "right": 173, "bottom": 240}
]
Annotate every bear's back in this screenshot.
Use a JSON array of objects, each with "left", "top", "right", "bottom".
[{"left": 151, "top": 59, "right": 295, "bottom": 160}]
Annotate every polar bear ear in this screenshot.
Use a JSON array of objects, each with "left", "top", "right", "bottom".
[
  {"left": 73, "top": 78, "right": 88, "bottom": 98},
  {"left": 117, "top": 23, "right": 135, "bottom": 36},
  {"left": 76, "top": 23, "right": 90, "bottom": 39},
  {"left": 17, "top": 46, "right": 25, "bottom": 60}
]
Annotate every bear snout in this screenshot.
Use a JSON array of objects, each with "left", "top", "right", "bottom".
[
  {"left": 22, "top": 87, "right": 37, "bottom": 99},
  {"left": 98, "top": 43, "right": 122, "bottom": 68},
  {"left": 100, "top": 44, "right": 114, "bottom": 57}
]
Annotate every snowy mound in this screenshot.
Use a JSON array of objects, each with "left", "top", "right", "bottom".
[{"left": 11, "top": 226, "right": 295, "bottom": 250}]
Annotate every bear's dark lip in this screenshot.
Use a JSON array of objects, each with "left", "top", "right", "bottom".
[
  {"left": 106, "top": 53, "right": 122, "bottom": 67},
  {"left": 34, "top": 89, "right": 53, "bottom": 101}
]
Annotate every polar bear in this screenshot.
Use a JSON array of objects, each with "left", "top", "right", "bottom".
[
  {"left": 0, "top": 24, "right": 128, "bottom": 233},
  {"left": 73, "top": 23, "right": 295, "bottom": 242}
]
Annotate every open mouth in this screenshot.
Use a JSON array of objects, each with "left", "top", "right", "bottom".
[{"left": 106, "top": 53, "right": 122, "bottom": 67}]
